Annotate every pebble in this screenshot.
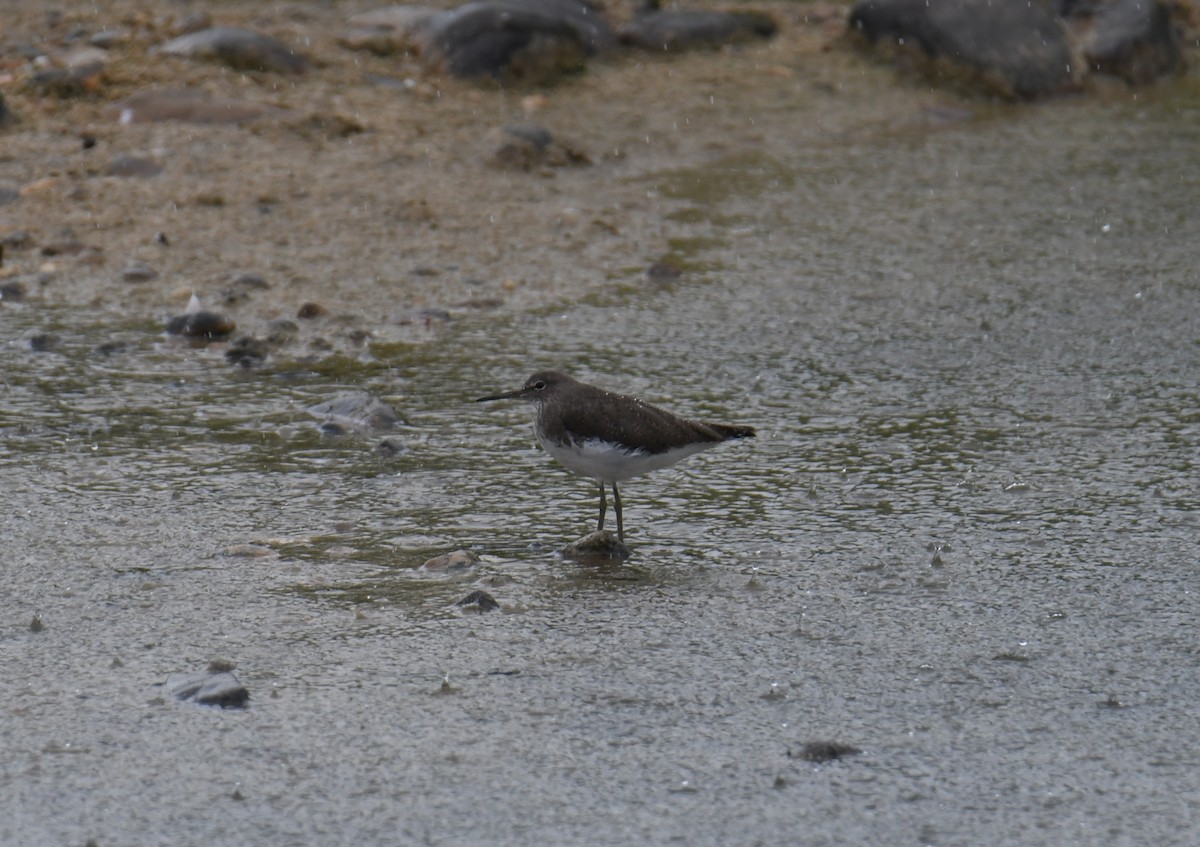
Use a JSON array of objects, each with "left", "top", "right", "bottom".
[
  {"left": 225, "top": 336, "right": 269, "bottom": 367},
  {"left": 297, "top": 301, "right": 326, "bottom": 319},
  {"left": 119, "top": 260, "right": 158, "bottom": 282},
  {"left": 787, "top": 742, "right": 862, "bottom": 763},
  {"left": 265, "top": 318, "right": 299, "bottom": 345},
  {"left": 165, "top": 662, "right": 249, "bottom": 709},
  {"left": 156, "top": 27, "right": 310, "bottom": 74},
  {"left": 375, "top": 437, "right": 408, "bottom": 456},
  {"left": 106, "top": 154, "right": 163, "bottom": 177},
  {"left": 560, "top": 530, "right": 630, "bottom": 562},
  {"left": 419, "top": 549, "right": 481, "bottom": 573},
  {"left": 108, "top": 87, "right": 285, "bottom": 125}
]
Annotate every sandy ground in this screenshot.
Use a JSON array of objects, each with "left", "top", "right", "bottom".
[{"left": 0, "top": 0, "right": 866, "bottom": 349}]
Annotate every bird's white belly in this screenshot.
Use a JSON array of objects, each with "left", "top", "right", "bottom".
[{"left": 538, "top": 435, "right": 714, "bottom": 483}]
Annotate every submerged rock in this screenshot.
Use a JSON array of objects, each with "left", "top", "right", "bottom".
[
  {"left": 156, "top": 27, "right": 309, "bottom": 74},
  {"left": 420, "top": 549, "right": 481, "bottom": 573},
  {"left": 306, "top": 392, "right": 404, "bottom": 432},
  {"left": 456, "top": 589, "right": 500, "bottom": 611},
  {"left": 560, "top": 529, "right": 630, "bottom": 562},
  {"left": 165, "top": 662, "right": 249, "bottom": 709},
  {"left": 619, "top": 10, "right": 777, "bottom": 52}
]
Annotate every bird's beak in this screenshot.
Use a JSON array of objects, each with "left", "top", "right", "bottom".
[{"left": 475, "top": 386, "right": 526, "bottom": 402}]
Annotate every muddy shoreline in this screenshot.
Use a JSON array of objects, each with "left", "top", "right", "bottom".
[
  {"left": 4, "top": 1, "right": 1194, "bottom": 356},
  {"left": 0, "top": 1, "right": 924, "bottom": 353}
]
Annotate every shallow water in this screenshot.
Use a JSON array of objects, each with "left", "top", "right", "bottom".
[{"left": 4, "top": 85, "right": 1200, "bottom": 846}]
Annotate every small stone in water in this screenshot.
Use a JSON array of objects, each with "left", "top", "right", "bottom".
[
  {"left": 165, "top": 663, "right": 249, "bottom": 708},
  {"left": 788, "top": 741, "right": 862, "bottom": 763},
  {"left": 456, "top": 589, "right": 500, "bottom": 612},
  {"left": 419, "top": 549, "right": 480, "bottom": 572}
]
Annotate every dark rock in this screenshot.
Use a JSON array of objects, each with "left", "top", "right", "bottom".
[
  {"left": 0, "top": 185, "right": 19, "bottom": 206},
  {"left": 848, "top": 0, "right": 1079, "bottom": 99},
  {"left": 0, "top": 91, "right": 13, "bottom": 127},
  {"left": 788, "top": 741, "right": 863, "bottom": 763},
  {"left": 156, "top": 27, "right": 309, "bottom": 74},
  {"left": 165, "top": 662, "right": 249, "bottom": 709},
  {"left": 109, "top": 88, "right": 287, "bottom": 125},
  {"left": 416, "top": 0, "right": 616, "bottom": 84},
  {"left": 561, "top": 529, "right": 630, "bottom": 562},
  {"left": 645, "top": 262, "right": 682, "bottom": 282},
  {"left": 307, "top": 392, "right": 404, "bottom": 431},
  {"left": 619, "top": 10, "right": 777, "bottom": 52},
  {"left": 456, "top": 589, "right": 500, "bottom": 612},
  {"left": 28, "top": 333, "right": 59, "bottom": 352},
  {"left": 297, "top": 301, "right": 327, "bottom": 319},
  {"left": 376, "top": 436, "right": 408, "bottom": 456},
  {"left": 1, "top": 281, "right": 27, "bottom": 302},
  {"left": 106, "top": 154, "right": 163, "bottom": 177},
  {"left": 94, "top": 340, "right": 131, "bottom": 355}
]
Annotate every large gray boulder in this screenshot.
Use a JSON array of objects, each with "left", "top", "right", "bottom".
[
  {"left": 848, "top": 0, "right": 1078, "bottom": 98},
  {"left": 848, "top": 0, "right": 1184, "bottom": 98}
]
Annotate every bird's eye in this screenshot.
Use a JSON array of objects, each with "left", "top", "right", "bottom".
[{"left": 533, "top": 380, "right": 546, "bottom": 391}]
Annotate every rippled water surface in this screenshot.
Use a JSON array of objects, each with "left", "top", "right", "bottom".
[{"left": 4, "top": 89, "right": 1199, "bottom": 846}]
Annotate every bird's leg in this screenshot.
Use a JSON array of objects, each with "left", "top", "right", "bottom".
[
  {"left": 596, "top": 480, "right": 607, "bottom": 533},
  {"left": 612, "top": 482, "right": 624, "bottom": 541}
]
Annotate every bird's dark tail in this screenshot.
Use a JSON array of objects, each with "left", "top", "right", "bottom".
[{"left": 707, "top": 423, "right": 756, "bottom": 441}]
